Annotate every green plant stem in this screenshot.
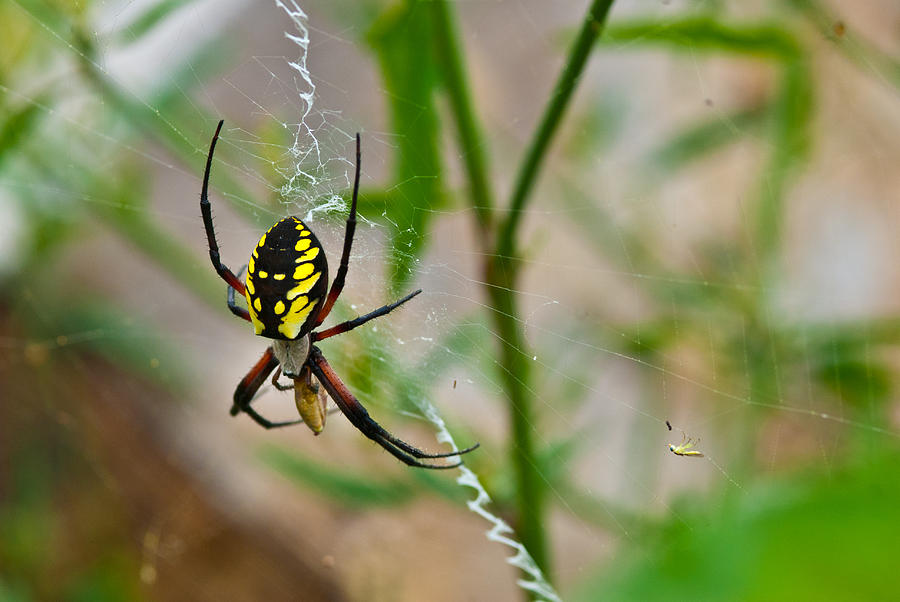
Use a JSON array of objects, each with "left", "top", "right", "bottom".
[
  {"left": 492, "top": 0, "right": 616, "bottom": 577},
  {"left": 484, "top": 269, "right": 545, "bottom": 568},
  {"left": 437, "top": 0, "right": 616, "bottom": 579},
  {"left": 497, "top": 0, "right": 616, "bottom": 260},
  {"left": 754, "top": 60, "right": 811, "bottom": 282},
  {"left": 430, "top": 0, "right": 496, "bottom": 245},
  {"left": 427, "top": 1, "right": 550, "bottom": 571}
]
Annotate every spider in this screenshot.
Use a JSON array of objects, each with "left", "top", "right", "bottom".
[{"left": 199, "top": 120, "right": 477, "bottom": 469}]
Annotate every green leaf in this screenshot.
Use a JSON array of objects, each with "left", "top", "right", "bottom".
[
  {"left": 22, "top": 144, "right": 225, "bottom": 313},
  {"left": 753, "top": 59, "right": 813, "bottom": 268},
  {"left": 15, "top": 297, "right": 189, "bottom": 389},
  {"left": 367, "top": 1, "right": 443, "bottom": 290},
  {"left": 258, "top": 445, "right": 416, "bottom": 508},
  {"left": 601, "top": 18, "right": 801, "bottom": 59},
  {"left": 64, "top": 556, "right": 142, "bottom": 602},
  {"left": 0, "top": 581, "right": 31, "bottom": 602},
  {"left": 815, "top": 357, "right": 891, "bottom": 412},
  {"left": 573, "top": 450, "right": 900, "bottom": 601},
  {"left": 150, "top": 34, "right": 234, "bottom": 121},
  {"left": 562, "top": 95, "right": 627, "bottom": 162},
  {"left": 114, "top": 0, "right": 193, "bottom": 44},
  {"left": 0, "top": 99, "right": 45, "bottom": 172},
  {"left": 650, "top": 104, "right": 769, "bottom": 172}
]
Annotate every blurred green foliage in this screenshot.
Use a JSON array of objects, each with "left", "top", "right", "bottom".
[
  {"left": 575, "top": 447, "right": 900, "bottom": 601},
  {"left": 367, "top": 1, "right": 445, "bottom": 289}
]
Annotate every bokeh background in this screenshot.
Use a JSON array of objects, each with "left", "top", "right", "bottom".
[{"left": 2, "top": 0, "right": 900, "bottom": 600}]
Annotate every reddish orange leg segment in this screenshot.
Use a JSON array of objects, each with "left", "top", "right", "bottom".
[
  {"left": 308, "top": 346, "right": 478, "bottom": 468},
  {"left": 230, "top": 347, "right": 305, "bottom": 429}
]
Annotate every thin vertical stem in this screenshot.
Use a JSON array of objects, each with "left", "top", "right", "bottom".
[
  {"left": 430, "top": 0, "right": 496, "bottom": 247},
  {"left": 490, "top": 0, "right": 616, "bottom": 577},
  {"left": 497, "top": 0, "right": 616, "bottom": 259},
  {"left": 434, "top": 0, "right": 617, "bottom": 580}
]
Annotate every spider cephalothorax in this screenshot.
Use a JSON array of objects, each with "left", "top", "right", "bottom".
[{"left": 200, "top": 120, "right": 476, "bottom": 468}]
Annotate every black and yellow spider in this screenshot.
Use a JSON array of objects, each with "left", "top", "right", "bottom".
[{"left": 200, "top": 120, "right": 476, "bottom": 469}]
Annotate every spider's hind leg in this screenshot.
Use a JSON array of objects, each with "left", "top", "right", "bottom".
[
  {"left": 231, "top": 347, "right": 305, "bottom": 429},
  {"left": 308, "top": 346, "right": 479, "bottom": 469}
]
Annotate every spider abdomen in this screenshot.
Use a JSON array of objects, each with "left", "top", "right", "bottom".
[{"left": 244, "top": 216, "right": 329, "bottom": 340}]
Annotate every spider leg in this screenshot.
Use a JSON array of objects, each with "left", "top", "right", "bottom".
[
  {"left": 312, "top": 289, "right": 422, "bottom": 342},
  {"left": 201, "top": 119, "right": 246, "bottom": 295},
  {"left": 227, "top": 264, "right": 251, "bottom": 322},
  {"left": 230, "top": 347, "right": 306, "bottom": 429},
  {"left": 314, "top": 133, "right": 360, "bottom": 327},
  {"left": 308, "top": 346, "right": 478, "bottom": 469},
  {"left": 271, "top": 366, "right": 294, "bottom": 391},
  {"left": 241, "top": 406, "right": 307, "bottom": 430}
]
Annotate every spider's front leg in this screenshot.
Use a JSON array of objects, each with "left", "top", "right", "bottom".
[
  {"left": 312, "top": 289, "right": 422, "bottom": 342},
  {"left": 200, "top": 119, "right": 245, "bottom": 295},
  {"left": 313, "top": 133, "right": 360, "bottom": 328}
]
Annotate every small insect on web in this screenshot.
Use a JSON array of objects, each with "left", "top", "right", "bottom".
[
  {"left": 668, "top": 432, "right": 704, "bottom": 457},
  {"left": 198, "top": 119, "right": 478, "bottom": 469}
]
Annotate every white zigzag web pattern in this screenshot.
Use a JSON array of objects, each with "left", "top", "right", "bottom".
[
  {"left": 275, "top": 0, "right": 344, "bottom": 222},
  {"left": 275, "top": 5, "right": 562, "bottom": 599},
  {"left": 421, "top": 404, "right": 562, "bottom": 602}
]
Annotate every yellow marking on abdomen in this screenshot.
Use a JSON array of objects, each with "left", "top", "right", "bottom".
[
  {"left": 287, "top": 272, "right": 321, "bottom": 300},
  {"left": 253, "top": 298, "right": 262, "bottom": 311},
  {"left": 245, "top": 290, "right": 265, "bottom": 335},
  {"left": 295, "top": 238, "right": 311, "bottom": 252},
  {"left": 293, "top": 263, "right": 315, "bottom": 280},
  {"left": 245, "top": 276, "right": 255, "bottom": 295},
  {"left": 274, "top": 300, "right": 285, "bottom": 314},
  {"left": 273, "top": 273, "right": 286, "bottom": 280},
  {"left": 277, "top": 295, "right": 318, "bottom": 339},
  {"left": 295, "top": 247, "right": 320, "bottom": 263},
  {"left": 258, "top": 270, "right": 268, "bottom": 279}
]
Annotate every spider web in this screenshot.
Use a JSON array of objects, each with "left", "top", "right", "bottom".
[
  {"left": 2, "top": 0, "right": 900, "bottom": 600},
  {"left": 254, "top": 3, "right": 559, "bottom": 598}
]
